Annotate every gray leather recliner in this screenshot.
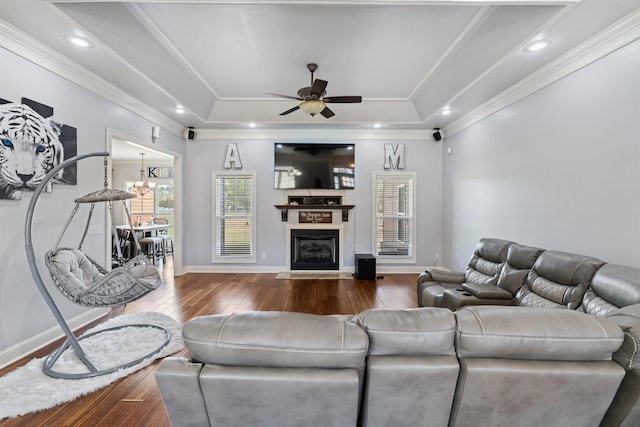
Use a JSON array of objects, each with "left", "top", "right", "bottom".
[
  {"left": 441, "top": 243, "right": 544, "bottom": 310},
  {"left": 515, "top": 250, "right": 605, "bottom": 309},
  {"left": 584, "top": 265, "right": 640, "bottom": 427},
  {"left": 450, "top": 306, "right": 625, "bottom": 427},
  {"left": 156, "top": 311, "right": 369, "bottom": 427},
  {"left": 156, "top": 306, "right": 632, "bottom": 427},
  {"left": 417, "top": 238, "right": 514, "bottom": 307},
  {"left": 358, "top": 307, "right": 458, "bottom": 427}
]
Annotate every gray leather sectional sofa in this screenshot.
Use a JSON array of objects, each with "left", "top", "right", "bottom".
[
  {"left": 417, "top": 238, "right": 640, "bottom": 426},
  {"left": 156, "top": 302, "right": 639, "bottom": 426}
]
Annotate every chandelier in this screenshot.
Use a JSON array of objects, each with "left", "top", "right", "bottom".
[{"left": 131, "top": 152, "right": 156, "bottom": 196}]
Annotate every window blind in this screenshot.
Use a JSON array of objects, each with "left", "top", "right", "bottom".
[
  {"left": 214, "top": 174, "right": 254, "bottom": 257},
  {"left": 374, "top": 175, "right": 413, "bottom": 257}
]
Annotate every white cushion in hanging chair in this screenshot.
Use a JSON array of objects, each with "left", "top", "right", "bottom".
[{"left": 45, "top": 248, "right": 161, "bottom": 307}]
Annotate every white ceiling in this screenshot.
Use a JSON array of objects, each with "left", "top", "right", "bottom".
[
  {"left": 111, "top": 138, "right": 173, "bottom": 161},
  {"left": 1, "top": 0, "right": 639, "bottom": 134}
]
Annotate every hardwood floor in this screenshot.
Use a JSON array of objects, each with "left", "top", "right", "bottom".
[{"left": 0, "top": 258, "right": 418, "bottom": 426}]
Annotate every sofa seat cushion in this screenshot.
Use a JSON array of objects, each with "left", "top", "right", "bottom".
[
  {"left": 183, "top": 311, "right": 368, "bottom": 368},
  {"left": 358, "top": 308, "right": 456, "bottom": 355},
  {"left": 455, "top": 306, "right": 623, "bottom": 361}
]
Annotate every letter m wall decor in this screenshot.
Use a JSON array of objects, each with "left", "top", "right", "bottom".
[{"left": 383, "top": 143, "right": 405, "bottom": 170}]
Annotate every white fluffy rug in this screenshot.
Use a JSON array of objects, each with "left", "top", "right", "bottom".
[{"left": 0, "top": 311, "right": 183, "bottom": 420}]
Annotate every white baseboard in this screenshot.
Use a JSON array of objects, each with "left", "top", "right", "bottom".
[
  {"left": 183, "top": 265, "right": 429, "bottom": 274},
  {"left": 0, "top": 308, "right": 109, "bottom": 369}
]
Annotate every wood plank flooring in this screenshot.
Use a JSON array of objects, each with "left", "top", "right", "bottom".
[{"left": 0, "top": 259, "right": 418, "bottom": 426}]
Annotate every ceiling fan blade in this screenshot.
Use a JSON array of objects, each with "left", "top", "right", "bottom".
[
  {"left": 267, "top": 93, "right": 304, "bottom": 101},
  {"left": 279, "top": 105, "right": 300, "bottom": 116},
  {"left": 311, "top": 79, "right": 328, "bottom": 97},
  {"left": 323, "top": 96, "right": 362, "bottom": 103},
  {"left": 320, "top": 107, "right": 335, "bottom": 118}
]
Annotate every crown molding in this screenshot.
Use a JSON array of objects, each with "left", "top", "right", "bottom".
[
  {"left": 196, "top": 128, "right": 435, "bottom": 141},
  {"left": 445, "top": 9, "right": 640, "bottom": 137},
  {"left": 0, "top": 19, "right": 184, "bottom": 136}
]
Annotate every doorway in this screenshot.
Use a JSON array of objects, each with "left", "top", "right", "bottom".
[{"left": 107, "top": 130, "right": 182, "bottom": 275}]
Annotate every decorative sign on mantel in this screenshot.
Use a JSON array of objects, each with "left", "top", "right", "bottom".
[{"left": 299, "top": 211, "right": 333, "bottom": 223}]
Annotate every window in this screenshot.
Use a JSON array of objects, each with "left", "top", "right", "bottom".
[
  {"left": 212, "top": 171, "right": 256, "bottom": 263},
  {"left": 372, "top": 172, "right": 416, "bottom": 262},
  {"left": 156, "top": 184, "right": 175, "bottom": 214},
  {"left": 124, "top": 182, "right": 174, "bottom": 232},
  {"left": 125, "top": 181, "right": 156, "bottom": 225}
]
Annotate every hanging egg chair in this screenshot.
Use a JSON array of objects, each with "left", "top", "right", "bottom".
[{"left": 24, "top": 151, "right": 170, "bottom": 379}]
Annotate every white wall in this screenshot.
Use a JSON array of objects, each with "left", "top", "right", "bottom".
[
  {"left": 442, "top": 39, "right": 640, "bottom": 270},
  {"left": 184, "top": 136, "right": 443, "bottom": 272},
  {"left": 0, "top": 48, "right": 185, "bottom": 360}
]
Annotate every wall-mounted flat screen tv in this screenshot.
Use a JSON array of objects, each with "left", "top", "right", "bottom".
[{"left": 274, "top": 143, "right": 355, "bottom": 190}]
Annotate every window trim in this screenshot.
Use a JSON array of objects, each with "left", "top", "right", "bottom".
[
  {"left": 211, "top": 170, "right": 257, "bottom": 263},
  {"left": 371, "top": 171, "right": 417, "bottom": 263}
]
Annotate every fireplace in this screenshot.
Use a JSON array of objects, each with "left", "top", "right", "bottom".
[
  {"left": 290, "top": 229, "right": 339, "bottom": 270},
  {"left": 286, "top": 225, "right": 344, "bottom": 271}
]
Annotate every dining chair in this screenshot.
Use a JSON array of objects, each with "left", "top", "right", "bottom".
[{"left": 153, "top": 217, "right": 173, "bottom": 255}]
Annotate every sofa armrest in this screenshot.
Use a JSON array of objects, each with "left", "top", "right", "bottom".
[
  {"left": 606, "top": 303, "right": 640, "bottom": 370},
  {"left": 424, "top": 269, "right": 465, "bottom": 284},
  {"left": 155, "top": 357, "right": 209, "bottom": 427},
  {"left": 462, "top": 283, "right": 513, "bottom": 300}
]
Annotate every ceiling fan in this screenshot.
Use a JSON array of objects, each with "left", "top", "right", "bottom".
[{"left": 268, "top": 63, "right": 362, "bottom": 118}]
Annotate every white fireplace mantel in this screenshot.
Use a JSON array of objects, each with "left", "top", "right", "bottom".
[{"left": 286, "top": 224, "right": 345, "bottom": 272}]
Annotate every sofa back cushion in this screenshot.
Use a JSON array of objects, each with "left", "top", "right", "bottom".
[
  {"left": 464, "top": 238, "right": 513, "bottom": 285},
  {"left": 455, "top": 306, "right": 623, "bottom": 360},
  {"left": 581, "top": 264, "right": 640, "bottom": 316},
  {"left": 496, "top": 244, "right": 545, "bottom": 295},
  {"left": 450, "top": 306, "right": 625, "bottom": 427},
  {"left": 359, "top": 307, "right": 456, "bottom": 356},
  {"left": 183, "top": 311, "right": 368, "bottom": 368},
  {"left": 515, "top": 250, "right": 604, "bottom": 309},
  {"left": 358, "top": 308, "right": 459, "bottom": 427}
]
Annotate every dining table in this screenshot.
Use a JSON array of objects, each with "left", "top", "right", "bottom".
[{"left": 116, "top": 223, "right": 171, "bottom": 238}]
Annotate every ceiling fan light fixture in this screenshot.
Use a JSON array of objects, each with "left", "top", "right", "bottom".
[{"left": 299, "top": 100, "right": 326, "bottom": 115}]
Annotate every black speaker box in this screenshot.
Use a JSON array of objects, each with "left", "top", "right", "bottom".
[{"left": 355, "top": 254, "right": 376, "bottom": 280}]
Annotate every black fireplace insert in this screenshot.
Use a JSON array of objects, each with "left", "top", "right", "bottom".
[{"left": 290, "top": 228, "right": 339, "bottom": 270}]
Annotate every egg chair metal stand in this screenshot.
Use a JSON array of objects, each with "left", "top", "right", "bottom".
[{"left": 24, "top": 152, "right": 171, "bottom": 379}]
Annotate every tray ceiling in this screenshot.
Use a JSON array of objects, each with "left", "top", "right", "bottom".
[{"left": 1, "top": 0, "right": 638, "bottom": 132}]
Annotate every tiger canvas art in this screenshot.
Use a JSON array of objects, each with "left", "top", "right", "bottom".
[{"left": 0, "top": 99, "right": 77, "bottom": 200}]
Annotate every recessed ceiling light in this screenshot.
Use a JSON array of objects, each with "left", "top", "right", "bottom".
[
  {"left": 440, "top": 108, "right": 452, "bottom": 116},
  {"left": 64, "top": 35, "right": 93, "bottom": 48},
  {"left": 175, "top": 105, "right": 186, "bottom": 114},
  {"left": 248, "top": 122, "right": 257, "bottom": 128},
  {"left": 373, "top": 123, "right": 382, "bottom": 128},
  {"left": 524, "top": 39, "right": 551, "bottom": 53}
]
